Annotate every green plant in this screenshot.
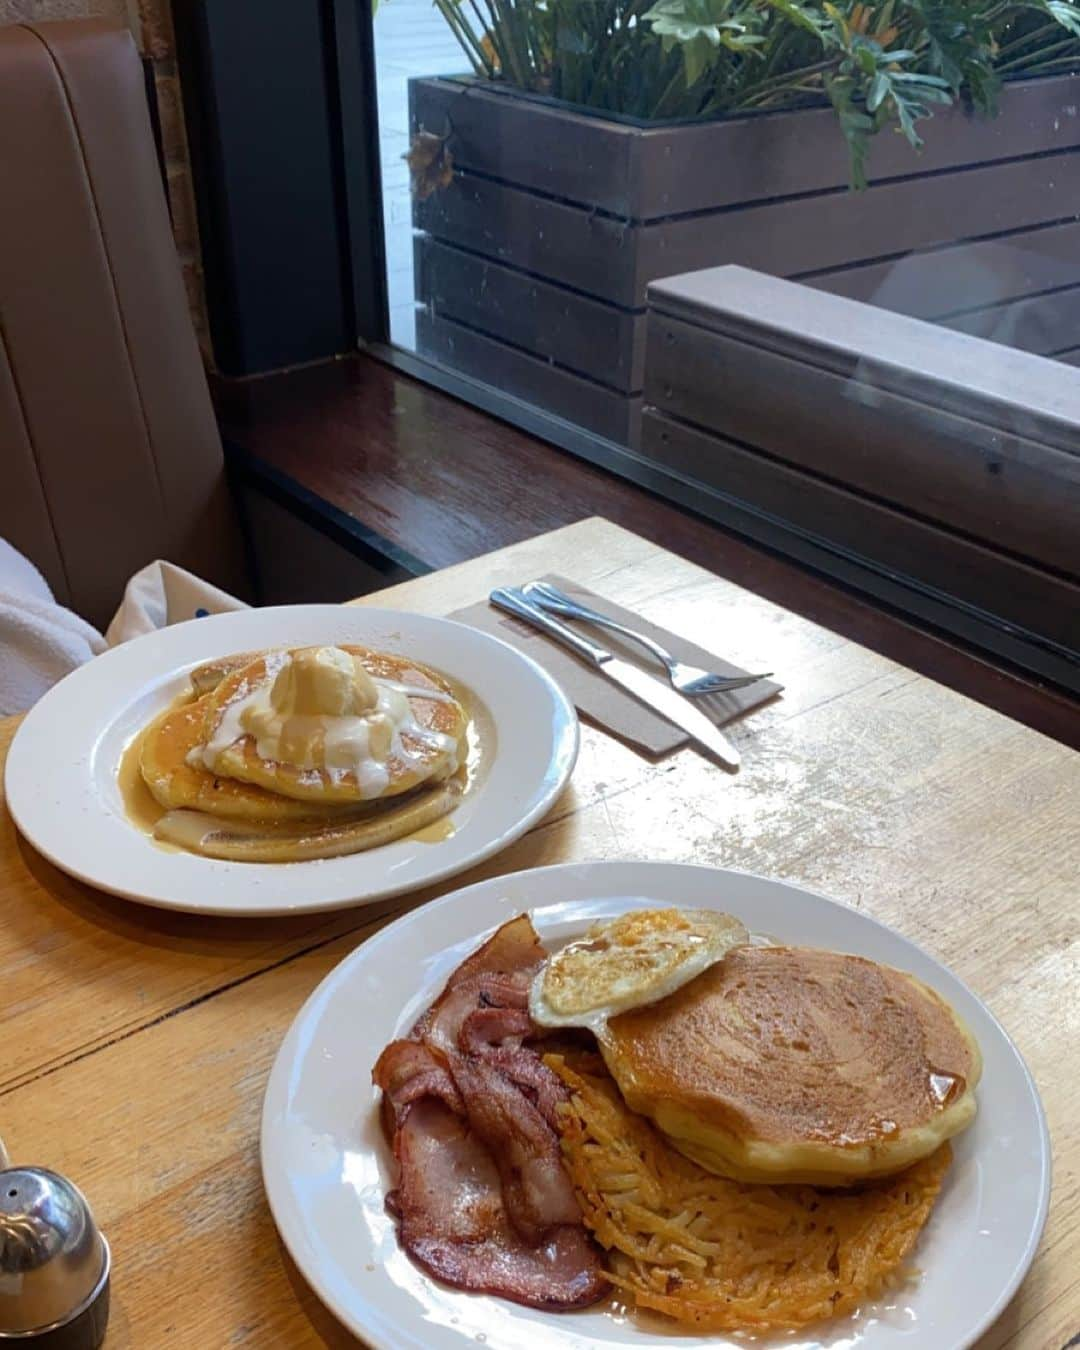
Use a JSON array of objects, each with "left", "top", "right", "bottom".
[{"left": 410, "top": 0, "right": 1080, "bottom": 184}]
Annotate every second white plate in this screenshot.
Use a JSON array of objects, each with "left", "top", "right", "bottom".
[
  {"left": 4, "top": 605, "right": 578, "bottom": 915},
  {"left": 261, "top": 861, "right": 1050, "bottom": 1350}
]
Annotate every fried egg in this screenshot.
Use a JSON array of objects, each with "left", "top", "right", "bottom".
[{"left": 529, "top": 907, "right": 748, "bottom": 1031}]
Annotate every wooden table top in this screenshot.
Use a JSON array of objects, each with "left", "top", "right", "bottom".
[{"left": 1, "top": 518, "right": 1076, "bottom": 1349}]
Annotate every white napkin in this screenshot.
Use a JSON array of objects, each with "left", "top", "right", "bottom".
[
  {"left": 0, "top": 538, "right": 107, "bottom": 715},
  {"left": 0, "top": 546, "right": 249, "bottom": 715},
  {"left": 105, "top": 559, "right": 247, "bottom": 645}
]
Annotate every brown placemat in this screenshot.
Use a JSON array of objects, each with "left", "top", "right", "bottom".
[{"left": 450, "top": 574, "right": 782, "bottom": 756}]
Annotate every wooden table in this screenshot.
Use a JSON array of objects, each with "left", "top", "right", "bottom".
[{"left": 1, "top": 518, "right": 1076, "bottom": 1349}]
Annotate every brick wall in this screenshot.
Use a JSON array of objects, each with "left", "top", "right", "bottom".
[
  {"left": 138, "top": 0, "right": 210, "bottom": 351},
  {"left": 0, "top": 0, "right": 211, "bottom": 355}
]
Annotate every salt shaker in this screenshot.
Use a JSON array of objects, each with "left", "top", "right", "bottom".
[{"left": 0, "top": 1139, "right": 110, "bottom": 1348}]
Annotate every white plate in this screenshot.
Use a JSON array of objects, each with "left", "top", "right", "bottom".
[
  {"left": 3, "top": 606, "right": 577, "bottom": 916},
  {"left": 261, "top": 861, "right": 1050, "bottom": 1350}
]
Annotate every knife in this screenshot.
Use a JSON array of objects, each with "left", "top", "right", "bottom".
[{"left": 490, "top": 586, "right": 741, "bottom": 770}]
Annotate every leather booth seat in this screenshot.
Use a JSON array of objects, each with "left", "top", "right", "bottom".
[{"left": 0, "top": 19, "right": 245, "bottom": 629}]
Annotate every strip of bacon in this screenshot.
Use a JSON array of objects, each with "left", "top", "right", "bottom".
[
  {"left": 457, "top": 1004, "right": 531, "bottom": 1052},
  {"left": 373, "top": 1039, "right": 463, "bottom": 1132},
  {"left": 373, "top": 914, "right": 607, "bottom": 1310},
  {"left": 411, "top": 913, "right": 543, "bottom": 1043},
  {"left": 473, "top": 1047, "right": 569, "bottom": 1131},
  {"left": 408, "top": 1227, "right": 605, "bottom": 1311},
  {"left": 447, "top": 1051, "right": 582, "bottom": 1244},
  {"left": 442, "top": 912, "right": 546, "bottom": 985},
  {"left": 458, "top": 1006, "right": 568, "bottom": 1129},
  {"left": 394, "top": 1096, "right": 603, "bottom": 1309},
  {"left": 417, "top": 973, "right": 523, "bottom": 1055}
]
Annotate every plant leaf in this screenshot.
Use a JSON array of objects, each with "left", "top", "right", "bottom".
[
  {"left": 825, "top": 73, "right": 873, "bottom": 188},
  {"left": 683, "top": 30, "right": 717, "bottom": 84},
  {"left": 867, "top": 70, "right": 889, "bottom": 108},
  {"left": 763, "top": 0, "right": 831, "bottom": 39},
  {"left": 1023, "top": 0, "right": 1080, "bottom": 37}
]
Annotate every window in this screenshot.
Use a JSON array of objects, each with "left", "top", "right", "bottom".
[
  {"left": 371, "top": 0, "right": 1080, "bottom": 451},
  {"left": 363, "top": 0, "right": 1079, "bottom": 685},
  {"left": 177, "top": 0, "right": 1080, "bottom": 689}
]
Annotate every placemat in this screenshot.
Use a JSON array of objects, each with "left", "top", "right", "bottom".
[{"left": 450, "top": 574, "right": 782, "bottom": 756}]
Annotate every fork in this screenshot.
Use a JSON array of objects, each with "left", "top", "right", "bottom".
[{"left": 522, "top": 581, "right": 773, "bottom": 698}]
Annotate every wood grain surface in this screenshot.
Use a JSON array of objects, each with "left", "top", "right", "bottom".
[
  {"left": 410, "top": 75, "right": 1080, "bottom": 218},
  {"left": 643, "top": 314, "right": 1080, "bottom": 576},
  {"left": 1, "top": 518, "right": 1077, "bottom": 1348}
]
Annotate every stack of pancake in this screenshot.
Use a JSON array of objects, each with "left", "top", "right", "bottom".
[
  {"left": 529, "top": 908, "right": 981, "bottom": 1331},
  {"left": 134, "top": 643, "right": 470, "bottom": 862}
]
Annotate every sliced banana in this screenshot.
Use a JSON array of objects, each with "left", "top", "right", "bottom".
[{"left": 153, "top": 779, "right": 460, "bottom": 862}]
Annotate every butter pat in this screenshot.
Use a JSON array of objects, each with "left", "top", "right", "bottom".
[
  {"left": 196, "top": 644, "right": 461, "bottom": 800},
  {"left": 269, "top": 646, "right": 378, "bottom": 717},
  {"left": 238, "top": 646, "right": 404, "bottom": 778}
]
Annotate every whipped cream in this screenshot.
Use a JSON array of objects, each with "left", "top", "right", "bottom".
[{"left": 194, "top": 646, "right": 459, "bottom": 797}]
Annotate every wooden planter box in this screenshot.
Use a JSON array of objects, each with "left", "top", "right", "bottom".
[
  {"left": 410, "top": 72, "right": 1080, "bottom": 447},
  {"left": 641, "top": 264, "right": 1080, "bottom": 664}
]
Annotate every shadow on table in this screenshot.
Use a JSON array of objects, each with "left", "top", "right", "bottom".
[
  {"left": 281, "top": 1244, "right": 364, "bottom": 1347},
  {"left": 11, "top": 775, "right": 587, "bottom": 962},
  {"left": 13, "top": 826, "right": 401, "bottom": 956}
]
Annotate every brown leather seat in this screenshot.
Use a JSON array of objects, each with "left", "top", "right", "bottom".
[{"left": 0, "top": 19, "right": 246, "bottom": 629}]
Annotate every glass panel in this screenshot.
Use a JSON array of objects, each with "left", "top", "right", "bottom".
[
  {"left": 375, "top": 0, "right": 466, "bottom": 353},
  {"left": 369, "top": 0, "right": 1080, "bottom": 455}
]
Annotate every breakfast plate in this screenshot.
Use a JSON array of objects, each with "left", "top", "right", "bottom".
[
  {"left": 260, "top": 861, "right": 1050, "bottom": 1350},
  {"left": 3, "top": 606, "right": 577, "bottom": 915}
]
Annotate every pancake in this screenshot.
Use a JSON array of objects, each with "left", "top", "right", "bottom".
[
  {"left": 152, "top": 777, "right": 462, "bottom": 861},
  {"left": 189, "top": 650, "right": 264, "bottom": 696},
  {"left": 199, "top": 645, "right": 468, "bottom": 804},
  {"left": 599, "top": 944, "right": 981, "bottom": 1185},
  {"left": 139, "top": 697, "right": 360, "bottom": 821}
]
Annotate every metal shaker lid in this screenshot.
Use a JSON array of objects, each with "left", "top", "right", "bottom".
[{"left": 0, "top": 1166, "right": 110, "bottom": 1343}]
